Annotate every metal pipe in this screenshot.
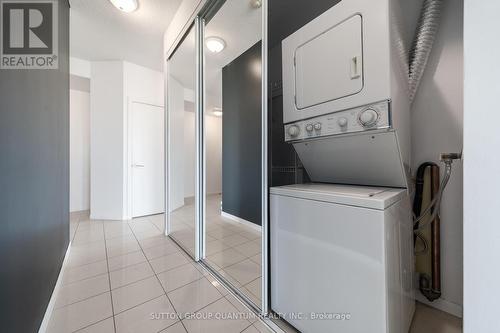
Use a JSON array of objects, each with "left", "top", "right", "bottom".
[
  {"left": 414, "top": 163, "right": 442, "bottom": 301},
  {"left": 430, "top": 165, "right": 441, "bottom": 299},
  {"left": 414, "top": 155, "right": 459, "bottom": 229},
  {"left": 415, "top": 153, "right": 461, "bottom": 301}
]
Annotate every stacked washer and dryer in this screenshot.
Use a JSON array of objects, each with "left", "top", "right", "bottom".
[{"left": 270, "top": 1, "right": 416, "bottom": 332}]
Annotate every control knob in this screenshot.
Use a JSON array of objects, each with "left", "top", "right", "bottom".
[
  {"left": 337, "top": 117, "right": 348, "bottom": 127},
  {"left": 288, "top": 125, "right": 300, "bottom": 137},
  {"left": 359, "top": 109, "right": 379, "bottom": 127},
  {"left": 305, "top": 124, "right": 313, "bottom": 132},
  {"left": 314, "top": 122, "right": 322, "bottom": 130}
]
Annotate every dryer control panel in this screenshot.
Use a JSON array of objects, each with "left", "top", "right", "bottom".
[{"left": 284, "top": 101, "right": 391, "bottom": 142}]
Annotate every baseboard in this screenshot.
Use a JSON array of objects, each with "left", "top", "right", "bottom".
[
  {"left": 221, "top": 211, "right": 262, "bottom": 232},
  {"left": 70, "top": 210, "right": 89, "bottom": 219},
  {"left": 415, "top": 292, "right": 463, "bottom": 318},
  {"left": 69, "top": 209, "right": 89, "bottom": 214},
  {"left": 89, "top": 213, "right": 126, "bottom": 221},
  {"left": 38, "top": 241, "right": 72, "bottom": 333}
]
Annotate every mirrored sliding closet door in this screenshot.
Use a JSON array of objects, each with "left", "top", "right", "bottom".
[
  {"left": 166, "top": 26, "right": 198, "bottom": 259},
  {"left": 166, "top": 0, "right": 267, "bottom": 314},
  {"left": 201, "top": 0, "right": 265, "bottom": 310}
]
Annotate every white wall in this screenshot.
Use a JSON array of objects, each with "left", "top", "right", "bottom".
[
  {"left": 183, "top": 111, "right": 196, "bottom": 199},
  {"left": 169, "top": 80, "right": 222, "bottom": 207},
  {"left": 206, "top": 115, "right": 222, "bottom": 195},
  {"left": 181, "top": 112, "right": 222, "bottom": 198},
  {"left": 463, "top": 1, "right": 500, "bottom": 332},
  {"left": 409, "top": 1, "right": 464, "bottom": 316},
  {"left": 123, "top": 62, "right": 164, "bottom": 219},
  {"left": 168, "top": 77, "right": 186, "bottom": 211},
  {"left": 164, "top": 0, "right": 205, "bottom": 211},
  {"left": 70, "top": 89, "right": 90, "bottom": 212},
  {"left": 90, "top": 61, "right": 164, "bottom": 220},
  {"left": 124, "top": 62, "right": 164, "bottom": 106},
  {"left": 164, "top": 0, "right": 206, "bottom": 58},
  {"left": 90, "top": 61, "right": 125, "bottom": 220},
  {"left": 70, "top": 57, "right": 91, "bottom": 213},
  {"left": 70, "top": 57, "right": 91, "bottom": 78}
]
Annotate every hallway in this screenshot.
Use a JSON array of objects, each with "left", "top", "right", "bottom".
[
  {"left": 46, "top": 212, "right": 462, "bottom": 333},
  {"left": 47, "top": 212, "right": 272, "bottom": 333}
]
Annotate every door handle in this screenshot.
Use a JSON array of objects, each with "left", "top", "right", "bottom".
[{"left": 350, "top": 55, "right": 362, "bottom": 79}]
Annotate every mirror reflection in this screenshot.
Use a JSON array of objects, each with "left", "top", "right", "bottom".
[
  {"left": 167, "top": 27, "right": 197, "bottom": 257},
  {"left": 203, "top": 0, "right": 263, "bottom": 308}
]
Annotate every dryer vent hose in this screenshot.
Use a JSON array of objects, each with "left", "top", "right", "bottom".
[{"left": 409, "top": 0, "right": 443, "bottom": 104}]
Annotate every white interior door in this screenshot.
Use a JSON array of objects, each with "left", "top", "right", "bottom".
[{"left": 131, "top": 102, "right": 165, "bottom": 217}]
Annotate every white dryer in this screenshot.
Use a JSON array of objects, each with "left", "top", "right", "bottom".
[
  {"left": 270, "top": 184, "right": 415, "bottom": 333},
  {"left": 281, "top": 0, "right": 414, "bottom": 188}
]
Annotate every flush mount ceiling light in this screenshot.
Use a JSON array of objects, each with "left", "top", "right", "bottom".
[
  {"left": 109, "top": 0, "right": 138, "bottom": 13},
  {"left": 213, "top": 108, "right": 223, "bottom": 117},
  {"left": 205, "top": 37, "right": 226, "bottom": 53}
]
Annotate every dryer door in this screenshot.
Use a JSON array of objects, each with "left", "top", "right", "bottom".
[{"left": 295, "top": 14, "right": 363, "bottom": 110}]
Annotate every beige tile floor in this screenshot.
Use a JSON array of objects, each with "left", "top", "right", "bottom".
[
  {"left": 48, "top": 211, "right": 271, "bottom": 333},
  {"left": 169, "top": 195, "right": 263, "bottom": 307},
  {"left": 53, "top": 210, "right": 462, "bottom": 333},
  {"left": 268, "top": 301, "right": 462, "bottom": 333}
]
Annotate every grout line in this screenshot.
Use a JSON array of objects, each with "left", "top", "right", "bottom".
[
  {"left": 171, "top": 205, "right": 268, "bottom": 316},
  {"left": 107, "top": 252, "right": 147, "bottom": 273},
  {"left": 59, "top": 219, "right": 204, "bottom": 323},
  {"left": 107, "top": 266, "right": 156, "bottom": 291},
  {"left": 151, "top": 260, "right": 193, "bottom": 277},
  {"left": 171, "top": 211, "right": 263, "bottom": 294},
  {"left": 90, "top": 268, "right": 209, "bottom": 320},
  {"left": 179, "top": 295, "right": 242, "bottom": 328},
  {"left": 112, "top": 293, "right": 164, "bottom": 316},
  {"left": 128, "top": 211, "right": 268, "bottom": 332},
  {"left": 108, "top": 261, "right": 204, "bottom": 294},
  {"left": 222, "top": 256, "right": 261, "bottom": 271},
  {"left": 185, "top": 270, "right": 260, "bottom": 332},
  {"left": 64, "top": 258, "right": 108, "bottom": 270},
  {"left": 62, "top": 265, "right": 106, "bottom": 282},
  {"left": 239, "top": 322, "right": 255, "bottom": 333},
  {"left": 102, "top": 222, "right": 118, "bottom": 333},
  {"left": 72, "top": 315, "right": 114, "bottom": 333},
  {"left": 53, "top": 290, "right": 111, "bottom": 313},
  {"left": 127, "top": 218, "right": 191, "bottom": 333}
]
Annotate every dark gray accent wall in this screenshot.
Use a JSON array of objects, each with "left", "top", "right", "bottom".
[
  {"left": 269, "top": 0, "right": 342, "bottom": 48},
  {"left": 222, "top": 41, "right": 262, "bottom": 226},
  {"left": 0, "top": 1, "right": 70, "bottom": 332}
]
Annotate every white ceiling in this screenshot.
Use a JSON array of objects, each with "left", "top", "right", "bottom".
[
  {"left": 168, "top": 0, "right": 262, "bottom": 112},
  {"left": 70, "top": 0, "right": 182, "bottom": 71}
]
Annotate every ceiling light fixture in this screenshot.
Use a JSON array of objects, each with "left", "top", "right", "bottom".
[
  {"left": 250, "top": 0, "right": 262, "bottom": 9},
  {"left": 205, "top": 37, "right": 226, "bottom": 53},
  {"left": 213, "top": 108, "right": 223, "bottom": 117},
  {"left": 109, "top": 0, "right": 138, "bottom": 13}
]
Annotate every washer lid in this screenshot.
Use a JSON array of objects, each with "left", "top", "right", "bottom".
[
  {"left": 292, "top": 130, "right": 409, "bottom": 188},
  {"left": 270, "top": 183, "right": 406, "bottom": 210}
]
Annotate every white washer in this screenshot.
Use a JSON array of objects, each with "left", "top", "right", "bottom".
[{"left": 270, "top": 184, "right": 415, "bottom": 333}]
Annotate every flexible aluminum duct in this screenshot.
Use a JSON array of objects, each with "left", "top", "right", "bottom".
[{"left": 409, "top": 0, "right": 443, "bottom": 104}]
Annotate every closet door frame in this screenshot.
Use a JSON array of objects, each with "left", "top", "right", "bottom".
[
  {"left": 164, "top": 0, "right": 269, "bottom": 315},
  {"left": 164, "top": 20, "right": 203, "bottom": 261}
]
